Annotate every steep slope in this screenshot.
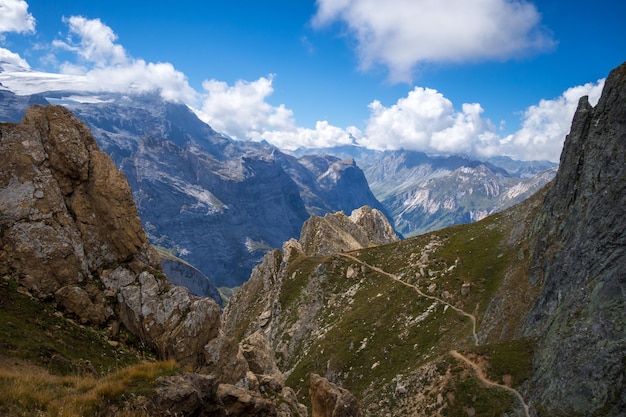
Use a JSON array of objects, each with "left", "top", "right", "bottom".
[
  {"left": 0, "top": 105, "right": 307, "bottom": 416},
  {"left": 156, "top": 247, "right": 223, "bottom": 302},
  {"left": 522, "top": 62, "right": 626, "bottom": 416},
  {"left": 223, "top": 62, "right": 626, "bottom": 416},
  {"left": 224, "top": 192, "right": 543, "bottom": 416}
]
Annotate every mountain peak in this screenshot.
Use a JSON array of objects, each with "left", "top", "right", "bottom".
[{"left": 523, "top": 61, "right": 626, "bottom": 415}]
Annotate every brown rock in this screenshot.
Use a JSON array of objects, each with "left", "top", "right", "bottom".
[
  {"left": 310, "top": 373, "right": 360, "bottom": 417},
  {"left": 217, "top": 384, "right": 274, "bottom": 416},
  {"left": 299, "top": 206, "right": 399, "bottom": 256},
  {"left": 0, "top": 105, "right": 156, "bottom": 300},
  {"left": 0, "top": 105, "right": 221, "bottom": 369},
  {"left": 241, "top": 331, "right": 284, "bottom": 383},
  {"left": 202, "top": 334, "right": 250, "bottom": 385},
  {"left": 114, "top": 270, "right": 221, "bottom": 369},
  {"left": 154, "top": 373, "right": 224, "bottom": 417},
  {"left": 55, "top": 285, "right": 113, "bottom": 325}
]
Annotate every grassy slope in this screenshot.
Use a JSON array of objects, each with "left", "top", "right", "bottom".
[
  {"left": 0, "top": 277, "right": 180, "bottom": 417},
  {"left": 256, "top": 188, "right": 547, "bottom": 415}
]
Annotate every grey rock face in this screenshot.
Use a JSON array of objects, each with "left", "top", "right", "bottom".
[
  {"left": 524, "top": 62, "right": 626, "bottom": 416},
  {"left": 55, "top": 93, "right": 383, "bottom": 288}
]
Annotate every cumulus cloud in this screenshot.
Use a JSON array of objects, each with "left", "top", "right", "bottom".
[
  {"left": 312, "top": 0, "right": 554, "bottom": 82},
  {"left": 261, "top": 121, "right": 362, "bottom": 151},
  {"left": 0, "top": 0, "right": 35, "bottom": 37},
  {"left": 0, "top": 46, "right": 30, "bottom": 68},
  {"left": 356, "top": 79, "right": 605, "bottom": 162},
  {"left": 53, "top": 16, "right": 127, "bottom": 67},
  {"left": 500, "top": 80, "right": 605, "bottom": 161},
  {"left": 360, "top": 86, "right": 500, "bottom": 155},
  {"left": 197, "top": 76, "right": 295, "bottom": 140},
  {"left": 193, "top": 74, "right": 604, "bottom": 162}
]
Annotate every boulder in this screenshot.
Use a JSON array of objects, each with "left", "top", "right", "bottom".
[{"left": 310, "top": 374, "right": 360, "bottom": 417}]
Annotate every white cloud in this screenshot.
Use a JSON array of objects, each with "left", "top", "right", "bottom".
[
  {"left": 360, "top": 86, "right": 499, "bottom": 155},
  {"left": 357, "top": 79, "right": 605, "bottom": 162},
  {"left": 195, "top": 75, "right": 364, "bottom": 149},
  {"left": 53, "top": 16, "right": 127, "bottom": 67},
  {"left": 197, "top": 76, "right": 295, "bottom": 140},
  {"left": 261, "top": 121, "right": 362, "bottom": 151},
  {"left": 24, "top": 15, "right": 197, "bottom": 103},
  {"left": 0, "top": 46, "right": 30, "bottom": 69},
  {"left": 0, "top": 0, "right": 35, "bottom": 36},
  {"left": 500, "top": 80, "right": 605, "bottom": 161},
  {"left": 312, "top": 0, "right": 554, "bottom": 82}
]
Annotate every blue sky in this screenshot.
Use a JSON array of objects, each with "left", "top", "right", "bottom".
[{"left": 0, "top": 0, "right": 624, "bottom": 161}]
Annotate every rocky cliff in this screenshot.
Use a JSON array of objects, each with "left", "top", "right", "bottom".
[
  {"left": 523, "top": 62, "right": 626, "bottom": 416},
  {"left": 0, "top": 105, "right": 220, "bottom": 367},
  {"left": 0, "top": 105, "right": 307, "bottom": 415}
]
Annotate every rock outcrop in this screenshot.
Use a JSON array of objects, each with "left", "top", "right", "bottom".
[
  {"left": 299, "top": 206, "right": 399, "bottom": 256},
  {"left": 0, "top": 105, "right": 308, "bottom": 415},
  {"left": 221, "top": 208, "right": 397, "bottom": 414},
  {"left": 0, "top": 105, "right": 220, "bottom": 369},
  {"left": 310, "top": 374, "right": 360, "bottom": 417},
  {"left": 524, "top": 62, "right": 626, "bottom": 415}
]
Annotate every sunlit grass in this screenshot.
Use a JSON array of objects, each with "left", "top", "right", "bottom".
[{"left": 0, "top": 360, "right": 179, "bottom": 416}]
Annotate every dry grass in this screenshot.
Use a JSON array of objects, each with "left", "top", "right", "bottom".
[{"left": 0, "top": 358, "right": 178, "bottom": 416}]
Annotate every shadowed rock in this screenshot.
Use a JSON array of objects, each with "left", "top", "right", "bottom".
[{"left": 525, "top": 61, "right": 626, "bottom": 416}]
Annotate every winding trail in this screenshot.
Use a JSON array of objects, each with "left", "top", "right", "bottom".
[
  {"left": 338, "top": 253, "right": 530, "bottom": 417},
  {"left": 338, "top": 253, "right": 478, "bottom": 345},
  {"left": 450, "top": 350, "right": 530, "bottom": 417}
]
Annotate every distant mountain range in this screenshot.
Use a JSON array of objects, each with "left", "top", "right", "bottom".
[
  {"left": 0, "top": 88, "right": 383, "bottom": 290},
  {"left": 0, "top": 77, "right": 555, "bottom": 290},
  {"left": 292, "top": 146, "right": 556, "bottom": 237}
]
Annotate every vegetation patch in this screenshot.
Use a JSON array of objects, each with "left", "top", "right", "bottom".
[
  {"left": 0, "top": 277, "right": 154, "bottom": 375},
  {"left": 0, "top": 359, "right": 179, "bottom": 417},
  {"left": 444, "top": 367, "right": 519, "bottom": 417},
  {"left": 467, "top": 338, "right": 535, "bottom": 387},
  {"left": 0, "top": 276, "right": 182, "bottom": 416}
]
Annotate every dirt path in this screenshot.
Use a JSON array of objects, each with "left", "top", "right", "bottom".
[
  {"left": 339, "top": 253, "right": 478, "bottom": 345},
  {"left": 338, "top": 253, "right": 531, "bottom": 416},
  {"left": 450, "top": 350, "right": 530, "bottom": 417}
]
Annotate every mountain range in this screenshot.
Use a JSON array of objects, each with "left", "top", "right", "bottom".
[
  {"left": 0, "top": 87, "right": 384, "bottom": 291},
  {"left": 0, "top": 60, "right": 624, "bottom": 416},
  {"left": 0, "top": 78, "right": 555, "bottom": 294},
  {"left": 293, "top": 146, "right": 557, "bottom": 237}
]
